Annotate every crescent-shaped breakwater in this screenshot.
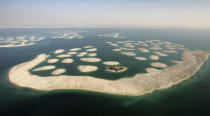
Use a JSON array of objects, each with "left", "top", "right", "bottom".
[{"left": 8, "top": 51, "right": 210, "bottom": 96}]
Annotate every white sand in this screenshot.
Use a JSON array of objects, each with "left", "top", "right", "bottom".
[
  {"left": 78, "top": 65, "right": 98, "bottom": 72},
  {"left": 139, "top": 48, "right": 149, "bottom": 53},
  {"left": 109, "top": 44, "right": 119, "bottom": 47},
  {"left": 151, "top": 62, "right": 168, "bottom": 68},
  {"left": 55, "top": 49, "right": 65, "bottom": 54},
  {"left": 33, "top": 65, "right": 56, "bottom": 71},
  {"left": 121, "top": 52, "right": 136, "bottom": 56},
  {"left": 48, "top": 59, "right": 59, "bottom": 63},
  {"left": 154, "top": 52, "right": 168, "bottom": 56},
  {"left": 57, "top": 54, "right": 71, "bottom": 58},
  {"left": 86, "top": 48, "right": 97, "bottom": 52},
  {"left": 52, "top": 69, "right": 66, "bottom": 75},
  {"left": 113, "top": 49, "right": 121, "bottom": 52},
  {"left": 149, "top": 55, "right": 159, "bottom": 60},
  {"left": 8, "top": 51, "right": 210, "bottom": 96},
  {"left": 67, "top": 52, "right": 77, "bottom": 55},
  {"left": 70, "top": 48, "right": 81, "bottom": 51},
  {"left": 88, "top": 53, "right": 97, "bottom": 57},
  {"left": 135, "top": 57, "right": 147, "bottom": 61},
  {"left": 61, "top": 58, "right": 74, "bottom": 63},
  {"left": 80, "top": 58, "right": 101, "bottom": 62},
  {"left": 103, "top": 61, "right": 120, "bottom": 65}
]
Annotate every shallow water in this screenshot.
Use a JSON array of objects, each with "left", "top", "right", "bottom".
[{"left": 0, "top": 28, "right": 210, "bottom": 116}]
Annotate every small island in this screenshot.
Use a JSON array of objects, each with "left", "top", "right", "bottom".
[{"left": 105, "top": 65, "right": 127, "bottom": 73}]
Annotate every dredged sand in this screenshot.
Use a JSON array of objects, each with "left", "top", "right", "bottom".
[
  {"left": 151, "top": 62, "right": 167, "bottom": 68},
  {"left": 33, "top": 65, "right": 56, "bottom": 71},
  {"left": 78, "top": 65, "right": 98, "bottom": 72},
  {"left": 88, "top": 53, "right": 97, "bottom": 57},
  {"left": 48, "top": 59, "right": 59, "bottom": 63},
  {"left": 149, "top": 55, "right": 159, "bottom": 60},
  {"left": 61, "top": 58, "right": 74, "bottom": 63},
  {"left": 8, "top": 51, "right": 210, "bottom": 96},
  {"left": 121, "top": 52, "right": 136, "bottom": 56},
  {"left": 57, "top": 54, "right": 71, "bottom": 58},
  {"left": 103, "top": 61, "right": 120, "bottom": 65},
  {"left": 70, "top": 48, "right": 81, "bottom": 51},
  {"left": 139, "top": 48, "right": 149, "bottom": 53},
  {"left": 52, "top": 69, "right": 66, "bottom": 75},
  {"left": 80, "top": 58, "right": 101, "bottom": 62},
  {"left": 54, "top": 49, "right": 65, "bottom": 54},
  {"left": 86, "top": 48, "right": 97, "bottom": 52},
  {"left": 135, "top": 57, "right": 147, "bottom": 61}
]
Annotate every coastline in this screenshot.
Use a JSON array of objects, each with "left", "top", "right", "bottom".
[{"left": 8, "top": 51, "right": 210, "bottom": 96}]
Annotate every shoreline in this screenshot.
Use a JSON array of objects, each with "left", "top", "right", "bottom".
[{"left": 8, "top": 51, "right": 210, "bottom": 96}]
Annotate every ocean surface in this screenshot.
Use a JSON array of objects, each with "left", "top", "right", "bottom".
[{"left": 0, "top": 28, "right": 210, "bottom": 116}]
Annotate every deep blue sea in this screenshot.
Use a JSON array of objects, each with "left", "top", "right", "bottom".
[{"left": 0, "top": 28, "right": 210, "bottom": 116}]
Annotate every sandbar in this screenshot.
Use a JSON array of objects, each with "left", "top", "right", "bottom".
[
  {"left": 86, "top": 48, "right": 97, "bottom": 52},
  {"left": 57, "top": 54, "right": 71, "bottom": 58},
  {"left": 154, "top": 51, "right": 168, "bottom": 56},
  {"left": 70, "top": 48, "right": 81, "bottom": 51}
]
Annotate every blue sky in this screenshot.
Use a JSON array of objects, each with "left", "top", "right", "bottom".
[{"left": 0, "top": 0, "right": 210, "bottom": 28}]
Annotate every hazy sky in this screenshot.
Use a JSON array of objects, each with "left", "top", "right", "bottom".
[{"left": 0, "top": 0, "right": 210, "bottom": 28}]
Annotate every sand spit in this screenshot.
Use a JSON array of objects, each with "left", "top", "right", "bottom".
[
  {"left": 121, "top": 52, "right": 136, "bottom": 56},
  {"left": 61, "top": 58, "right": 74, "bottom": 63},
  {"left": 52, "top": 69, "right": 66, "bottom": 75},
  {"left": 80, "top": 58, "right": 101, "bottom": 62},
  {"left": 149, "top": 55, "right": 159, "bottom": 60},
  {"left": 48, "top": 59, "right": 59, "bottom": 63},
  {"left": 8, "top": 51, "right": 210, "bottom": 96},
  {"left": 88, "top": 53, "right": 97, "bottom": 57},
  {"left": 139, "top": 48, "right": 149, "bottom": 53},
  {"left": 135, "top": 57, "right": 147, "bottom": 61},
  {"left": 55, "top": 49, "right": 65, "bottom": 54},
  {"left": 151, "top": 62, "right": 167, "bottom": 68},
  {"left": 103, "top": 61, "right": 120, "bottom": 65},
  {"left": 70, "top": 48, "right": 81, "bottom": 51},
  {"left": 33, "top": 65, "right": 55, "bottom": 71},
  {"left": 86, "top": 48, "right": 97, "bottom": 52},
  {"left": 78, "top": 65, "right": 98, "bottom": 72},
  {"left": 57, "top": 54, "right": 71, "bottom": 58}
]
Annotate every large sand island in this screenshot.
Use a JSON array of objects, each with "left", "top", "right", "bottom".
[{"left": 8, "top": 51, "right": 210, "bottom": 96}]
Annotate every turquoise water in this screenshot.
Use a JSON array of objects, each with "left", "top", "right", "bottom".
[{"left": 0, "top": 28, "right": 210, "bottom": 116}]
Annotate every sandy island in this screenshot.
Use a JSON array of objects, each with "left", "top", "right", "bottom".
[
  {"left": 8, "top": 51, "right": 210, "bottom": 96},
  {"left": 80, "top": 57, "right": 101, "bottom": 62},
  {"left": 103, "top": 61, "right": 120, "bottom": 65},
  {"left": 135, "top": 57, "right": 147, "bottom": 61},
  {"left": 61, "top": 58, "right": 74, "bottom": 63},
  {"left": 78, "top": 65, "right": 98, "bottom": 72},
  {"left": 48, "top": 59, "right": 59, "bottom": 63},
  {"left": 33, "top": 65, "right": 55, "bottom": 71},
  {"left": 151, "top": 62, "right": 167, "bottom": 68},
  {"left": 121, "top": 52, "right": 136, "bottom": 56}
]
